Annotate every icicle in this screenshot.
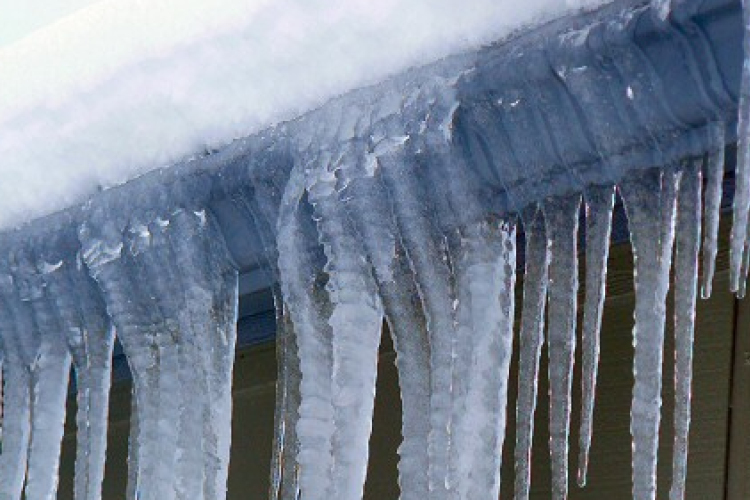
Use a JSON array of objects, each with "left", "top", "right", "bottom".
[
  {"left": 452, "top": 220, "right": 516, "bottom": 500},
  {"left": 670, "top": 161, "right": 702, "bottom": 500},
  {"left": 0, "top": 356, "right": 31, "bottom": 500},
  {"left": 620, "top": 168, "right": 678, "bottom": 500},
  {"left": 0, "top": 260, "right": 37, "bottom": 500},
  {"left": 339, "top": 165, "right": 431, "bottom": 500},
  {"left": 577, "top": 185, "right": 615, "bottom": 487},
  {"left": 514, "top": 207, "right": 550, "bottom": 500},
  {"left": 305, "top": 162, "right": 384, "bottom": 500},
  {"left": 81, "top": 213, "right": 180, "bottom": 500},
  {"left": 276, "top": 186, "right": 335, "bottom": 500},
  {"left": 701, "top": 123, "right": 725, "bottom": 299},
  {"left": 269, "top": 287, "right": 289, "bottom": 500},
  {"left": 81, "top": 200, "right": 238, "bottom": 500},
  {"left": 125, "top": 388, "right": 140, "bottom": 500},
  {"left": 273, "top": 300, "right": 302, "bottom": 500},
  {"left": 6, "top": 248, "right": 72, "bottom": 500},
  {"left": 542, "top": 195, "right": 581, "bottom": 500},
  {"left": 24, "top": 337, "right": 72, "bottom": 500},
  {"left": 229, "top": 190, "right": 300, "bottom": 500},
  {"left": 39, "top": 239, "right": 114, "bottom": 500},
  {"left": 730, "top": 1, "right": 750, "bottom": 294},
  {"left": 379, "top": 245, "right": 431, "bottom": 500},
  {"left": 129, "top": 216, "right": 184, "bottom": 500},
  {"left": 166, "top": 209, "right": 238, "bottom": 500},
  {"left": 378, "top": 154, "right": 458, "bottom": 500}
]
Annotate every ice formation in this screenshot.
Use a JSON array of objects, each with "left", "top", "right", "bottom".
[{"left": 0, "top": 0, "right": 747, "bottom": 500}]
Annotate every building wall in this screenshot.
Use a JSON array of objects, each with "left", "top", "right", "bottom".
[{"left": 56, "top": 233, "right": 739, "bottom": 499}]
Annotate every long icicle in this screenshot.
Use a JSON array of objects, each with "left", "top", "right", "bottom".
[
  {"left": 701, "top": 123, "right": 725, "bottom": 299},
  {"left": 307, "top": 174, "right": 384, "bottom": 500},
  {"left": 341, "top": 164, "right": 431, "bottom": 500},
  {"left": 670, "top": 160, "right": 702, "bottom": 500},
  {"left": 455, "top": 220, "right": 516, "bottom": 500},
  {"left": 3, "top": 249, "right": 73, "bottom": 500},
  {"left": 730, "top": 0, "right": 750, "bottom": 293},
  {"left": 276, "top": 189, "right": 335, "bottom": 500},
  {"left": 577, "top": 185, "right": 615, "bottom": 487},
  {"left": 80, "top": 211, "right": 170, "bottom": 500},
  {"left": 267, "top": 287, "right": 301, "bottom": 500},
  {"left": 543, "top": 194, "right": 581, "bottom": 500},
  {"left": 269, "top": 284, "right": 290, "bottom": 500},
  {"left": 379, "top": 153, "right": 458, "bottom": 500},
  {"left": 514, "top": 206, "right": 550, "bottom": 500},
  {"left": 620, "top": 168, "right": 678, "bottom": 500},
  {"left": 39, "top": 239, "right": 114, "bottom": 500},
  {"left": 22, "top": 272, "right": 72, "bottom": 500},
  {"left": 0, "top": 264, "right": 33, "bottom": 500},
  {"left": 166, "top": 208, "right": 238, "bottom": 500},
  {"left": 0, "top": 360, "right": 31, "bottom": 500}
]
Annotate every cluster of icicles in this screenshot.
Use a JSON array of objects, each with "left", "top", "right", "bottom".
[
  {"left": 2, "top": 6, "right": 750, "bottom": 500},
  {"left": 267, "top": 114, "right": 737, "bottom": 500},
  {"left": 0, "top": 99, "right": 743, "bottom": 500},
  {"left": 0, "top": 199, "right": 239, "bottom": 500}
]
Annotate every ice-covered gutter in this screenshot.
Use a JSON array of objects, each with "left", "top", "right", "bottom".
[
  {"left": 6, "top": 0, "right": 740, "bottom": 269},
  {"left": 0, "top": 0, "right": 746, "bottom": 500}
]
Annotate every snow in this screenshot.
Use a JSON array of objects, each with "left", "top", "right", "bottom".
[{"left": 0, "top": 0, "right": 609, "bottom": 230}]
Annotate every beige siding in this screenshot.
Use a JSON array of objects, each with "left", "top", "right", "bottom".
[{"left": 56, "top": 236, "right": 738, "bottom": 499}]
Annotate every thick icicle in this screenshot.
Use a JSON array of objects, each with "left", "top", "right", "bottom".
[
  {"left": 339, "top": 158, "right": 430, "bottom": 500},
  {"left": 13, "top": 248, "right": 73, "bottom": 500},
  {"left": 730, "top": 2, "right": 750, "bottom": 293},
  {"left": 543, "top": 195, "right": 581, "bottom": 500},
  {"left": 514, "top": 207, "right": 550, "bottom": 500},
  {"left": 620, "top": 168, "right": 678, "bottom": 500},
  {"left": 0, "top": 267, "right": 32, "bottom": 500},
  {"left": 378, "top": 152, "right": 458, "bottom": 500},
  {"left": 701, "top": 123, "right": 725, "bottom": 299},
  {"left": 453, "top": 220, "right": 516, "bottom": 500},
  {"left": 0, "top": 358, "right": 31, "bottom": 500},
  {"left": 670, "top": 161, "right": 702, "bottom": 500},
  {"left": 81, "top": 212, "right": 180, "bottom": 500},
  {"left": 305, "top": 158, "right": 384, "bottom": 500},
  {"left": 166, "top": 208, "right": 238, "bottom": 500},
  {"left": 377, "top": 245, "right": 431, "bottom": 500},
  {"left": 277, "top": 183, "right": 335, "bottom": 500},
  {"left": 38, "top": 230, "right": 114, "bottom": 500},
  {"left": 81, "top": 196, "right": 238, "bottom": 500},
  {"left": 577, "top": 185, "right": 615, "bottom": 487}
]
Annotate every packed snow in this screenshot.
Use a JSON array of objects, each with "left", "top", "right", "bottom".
[{"left": 0, "top": 0, "right": 609, "bottom": 229}]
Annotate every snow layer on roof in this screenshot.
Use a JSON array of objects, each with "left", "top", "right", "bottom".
[{"left": 0, "top": 0, "right": 608, "bottom": 229}]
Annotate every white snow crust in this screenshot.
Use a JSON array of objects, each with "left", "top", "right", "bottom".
[{"left": 0, "top": 0, "right": 607, "bottom": 229}]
